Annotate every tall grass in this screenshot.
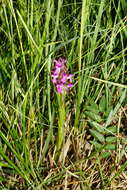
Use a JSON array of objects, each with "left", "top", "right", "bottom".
[{"left": 0, "top": 0, "right": 127, "bottom": 189}]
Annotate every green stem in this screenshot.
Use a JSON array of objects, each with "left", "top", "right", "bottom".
[{"left": 56, "top": 93, "right": 65, "bottom": 152}]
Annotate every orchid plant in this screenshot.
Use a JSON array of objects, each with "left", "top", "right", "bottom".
[{"left": 51, "top": 58, "right": 73, "bottom": 157}]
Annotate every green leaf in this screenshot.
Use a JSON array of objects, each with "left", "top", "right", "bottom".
[
  {"left": 85, "top": 105, "right": 99, "bottom": 114},
  {"left": 105, "top": 106, "right": 113, "bottom": 117},
  {"left": 106, "top": 136, "right": 117, "bottom": 143},
  {"left": 90, "top": 129, "right": 105, "bottom": 143},
  {"left": 99, "top": 95, "right": 106, "bottom": 112},
  {"left": 90, "top": 140, "right": 102, "bottom": 149},
  {"left": 89, "top": 121, "right": 105, "bottom": 133},
  {"left": 85, "top": 111, "right": 102, "bottom": 122},
  {"left": 86, "top": 97, "right": 99, "bottom": 110},
  {"left": 106, "top": 126, "right": 117, "bottom": 134},
  {"left": 100, "top": 151, "right": 111, "bottom": 159},
  {"left": 105, "top": 144, "right": 116, "bottom": 150}
]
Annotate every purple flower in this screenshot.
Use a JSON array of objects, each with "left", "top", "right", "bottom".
[
  {"left": 51, "top": 75, "right": 58, "bottom": 84},
  {"left": 54, "top": 67, "right": 61, "bottom": 75},
  {"left": 53, "top": 58, "right": 66, "bottom": 68},
  {"left": 67, "top": 74, "right": 73, "bottom": 83},
  {"left": 67, "top": 83, "right": 73, "bottom": 88},
  {"left": 56, "top": 83, "right": 65, "bottom": 93},
  {"left": 51, "top": 58, "right": 73, "bottom": 93},
  {"left": 61, "top": 73, "right": 68, "bottom": 83}
]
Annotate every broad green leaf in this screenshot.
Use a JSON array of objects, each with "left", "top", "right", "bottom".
[
  {"left": 99, "top": 95, "right": 106, "bottom": 112},
  {"left": 89, "top": 121, "right": 105, "bottom": 133},
  {"left": 105, "top": 106, "right": 113, "bottom": 117},
  {"left": 105, "top": 144, "right": 116, "bottom": 150},
  {"left": 87, "top": 98, "right": 98, "bottom": 110},
  {"left": 90, "top": 129, "right": 105, "bottom": 143},
  {"left": 90, "top": 140, "right": 102, "bottom": 149},
  {"left": 106, "top": 126, "right": 117, "bottom": 134},
  {"left": 106, "top": 136, "right": 117, "bottom": 143},
  {"left": 100, "top": 151, "right": 111, "bottom": 159},
  {"left": 85, "top": 111, "right": 102, "bottom": 123},
  {"left": 85, "top": 105, "right": 99, "bottom": 114}
]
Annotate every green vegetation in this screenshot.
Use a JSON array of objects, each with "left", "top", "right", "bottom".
[{"left": 0, "top": 0, "right": 127, "bottom": 189}]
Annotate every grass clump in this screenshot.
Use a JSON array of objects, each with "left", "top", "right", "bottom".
[{"left": 0, "top": 0, "right": 127, "bottom": 189}]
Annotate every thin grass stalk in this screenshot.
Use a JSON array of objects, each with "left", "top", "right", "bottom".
[
  {"left": 8, "top": 0, "right": 28, "bottom": 80},
  {"left": 74, "top": 0, "right": 87, "bottom": 130}
]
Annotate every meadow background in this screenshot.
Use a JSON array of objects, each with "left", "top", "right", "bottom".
[{"left": 0, "top": 0, "right": 127, "bottom": 189}]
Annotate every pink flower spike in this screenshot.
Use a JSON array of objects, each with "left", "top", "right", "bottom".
[
  {"left": 53, "top": 58, "right": 66, "bottom": 68},
  {"left": 53, "top": 60, "right": 61, "bottom": 68},
  {"left": 53, "top": 67, "right": 61, "bottom": 75},
  {"left": 51, "top": 57, "right": 73, "bottom": 93},
  {"left": 61, "top": 73, "right": 68, "bottom": 83},
  {"left": 55, "top": 63, "right": 63, "bottom": 68},
  {"left": 56, "top": 84, "right": 64, "bottom": 93}
]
